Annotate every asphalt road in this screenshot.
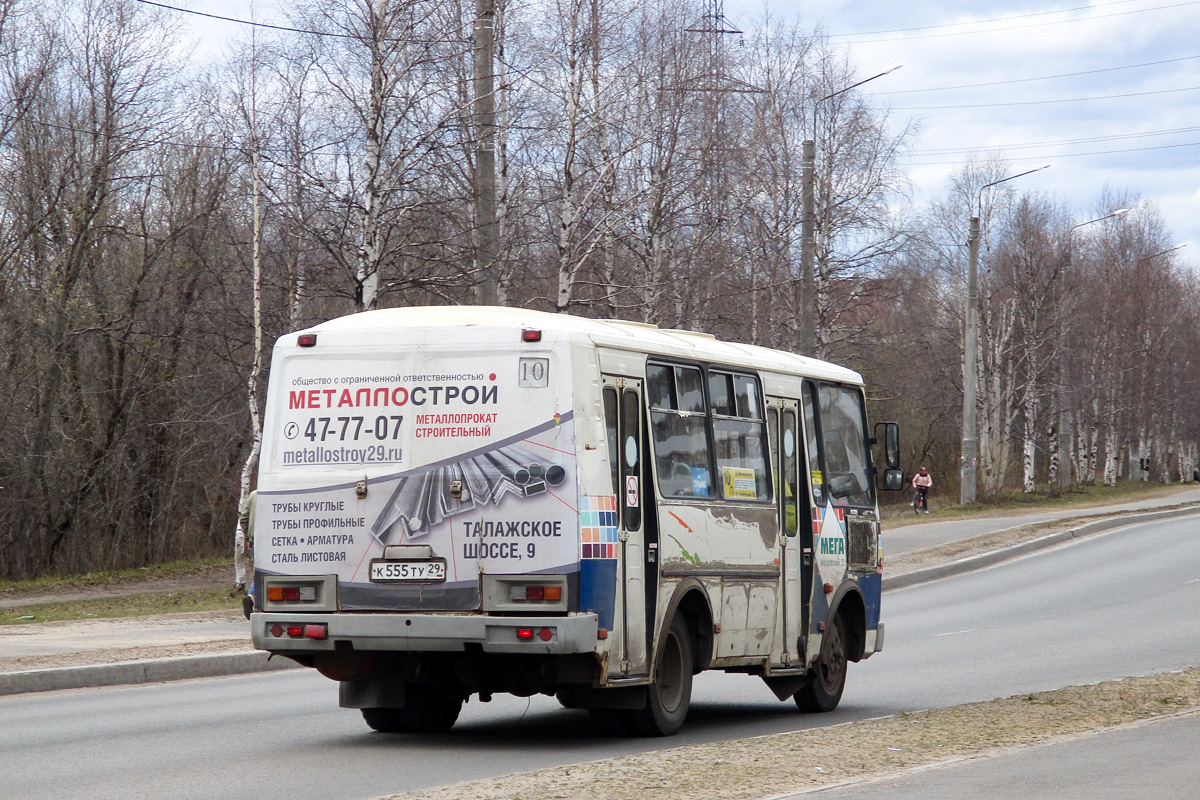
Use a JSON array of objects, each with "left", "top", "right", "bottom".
[{"left": 2, "top": 512, "right": 1198, "bottom": 800}]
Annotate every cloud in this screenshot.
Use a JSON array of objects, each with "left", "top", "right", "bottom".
[{"left": 722, "top": 1, "right": 1200, "bottom": 252}]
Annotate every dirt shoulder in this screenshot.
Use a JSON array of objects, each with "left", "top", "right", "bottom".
[{"left": 379, "top": 668, "right": 1200, "bottom": 800}]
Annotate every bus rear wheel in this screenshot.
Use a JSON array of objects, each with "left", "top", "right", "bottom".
[
  {"left": 400, "top": 683, "right": 463, "bottom": 732},
  {"left": 628, "top": 615, "right": 693, "bottom": 736},
  {"left": 361, "top": 683, "right": 463, "bottom": 733},
  {"left": 795, "top": 614, "right": 847, "bottom": 713},
  {"left": 361, "top": 707, "right": 407, "bottom": 733}
]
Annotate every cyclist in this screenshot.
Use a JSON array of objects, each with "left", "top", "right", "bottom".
[{"left": 912, "top": 466, "right": 932, "bottom": 513}]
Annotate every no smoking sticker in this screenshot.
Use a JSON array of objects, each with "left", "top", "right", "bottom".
[{"left": 625, "top": 475, "right": 639, "bottom": 508}]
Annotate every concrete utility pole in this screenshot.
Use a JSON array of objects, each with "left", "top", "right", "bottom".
[
  {"left": 798, "top": 63, "right": 900, "bottom": 356},
  {"left": 799, "top": 139, "right": 816, "bottom": 354},
  {"left": 960, "top": 164, "right": 1050, "bottom": 505},
  {"left": 474, "top": 0, "right": 499, "bottom": 305}
]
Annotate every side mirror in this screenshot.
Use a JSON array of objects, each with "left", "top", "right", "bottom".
[
  {"left": 882, "top": 468, "right": 905, "bottom": 492},
  {"left": 873, "top": 421, "right": 901, "bottom": 469},
  {"left": 884, "top": 422, "right": 900, "bottom": 469}
]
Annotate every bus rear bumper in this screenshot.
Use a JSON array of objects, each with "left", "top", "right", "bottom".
[{"left": 251, "top": 611, "right": 600, "bottom": 656}]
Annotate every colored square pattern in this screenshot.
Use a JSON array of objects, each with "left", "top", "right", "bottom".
[
  {"left": 812, "top": 505, "right": 845, "bottom": 537},
  {"left": 580, "top": 495, "right": 618, "bottom": 559}
]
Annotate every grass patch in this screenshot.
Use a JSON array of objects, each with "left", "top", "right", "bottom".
[
  {"left": 2, "top": 588, "right": 242, "bottom": 626},
  {"left": 0, "top": 557, "right": 231, "bottom": 597},
  {"left": 882, "top": 478, "right": 1197, "bottom": 526}
]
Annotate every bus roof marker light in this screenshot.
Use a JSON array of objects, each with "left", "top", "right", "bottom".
[
  {"left": 297, "top": 333, "right": 317, "bottom": 347},
  {"left": 521, "top": 329, "right": 542, "bottom": 342}
]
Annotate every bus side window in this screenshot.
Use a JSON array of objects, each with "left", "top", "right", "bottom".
[
  {"left": 767, "top": 407, "right": 779, "bottom": 481},
  {"left": 802, "top": 381, "right": 826, "bottom": 506},
  {"left": 647, "top": 363, "right": 712, "bottom": 498},
  {"left": 709, "top": 371, "right": 770, "bottom": 502},
  {"left": 603, "top": 386, "right": 620, "bottom": 497},
  {"left": 782, "top": 409, "right": 799, "bottom": 535},
  {"left": 620, "top": 389, "right": 642, "bottom": 531}
]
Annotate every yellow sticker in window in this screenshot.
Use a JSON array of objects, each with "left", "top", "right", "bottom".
[
  {"left": 722, "top": 467, "right": 758, "bottom": 500},
  {"left": 811, "top": 470, "right": 824, "bottom": 485}
]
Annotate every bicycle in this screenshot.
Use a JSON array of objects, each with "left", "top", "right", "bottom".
[{"left": 912, "top": 486, "right": 929, "bottom": 514}]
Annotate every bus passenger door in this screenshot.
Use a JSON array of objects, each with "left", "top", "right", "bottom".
[
  {"left": 768, "top": 399, "right": 804, "bottom": 667},
  {"left": 603, "top": 377, "right": 649, "bottom": 677}
]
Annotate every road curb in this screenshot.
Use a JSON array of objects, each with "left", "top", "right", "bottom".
[
  {"left": 883, "top": 505, "right": 1200, "bottom": 591},
  {"left": 0, "top": 650, "right": 300, "bottom": 696},
  {"left": 3, "top": 505, "right": 1195, "bottom": 697}
]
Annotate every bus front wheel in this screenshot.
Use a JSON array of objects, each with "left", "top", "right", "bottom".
[
  {"left": 628, "top": 615, "right": 693, "bottom": 736},
  {"left": 795, "top": 614, "right": 847, "bottom": 713}
]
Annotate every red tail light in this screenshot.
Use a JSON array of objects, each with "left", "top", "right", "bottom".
[{"left": 509, "top": 584, "right": 563, "bottom": 602}]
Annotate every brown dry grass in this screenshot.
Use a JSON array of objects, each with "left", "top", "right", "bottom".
[{"left": 379, "top": 667, "right": 1200, "bottom": 800}]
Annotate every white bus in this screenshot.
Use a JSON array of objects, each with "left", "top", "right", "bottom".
[{"left": 249, "top": 306, "right": 902, "bottom": 735}]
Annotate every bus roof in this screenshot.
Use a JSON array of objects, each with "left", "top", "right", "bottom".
[{"left": 302, "top": 306, "right": 863, "bottom": 385}]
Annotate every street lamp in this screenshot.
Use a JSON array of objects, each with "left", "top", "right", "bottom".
[
  {"left": 798, "top": 63, "right": 903, "bottom": 355},
  {"left": 960, "top": 164, "right": 1051, "bottom": 505},
  {"left": 1054, "top": 208, "right": 1130, "bottom": 490},
  {"left": 1138, "top": 242, "right": 1188, "bottom": 265}
]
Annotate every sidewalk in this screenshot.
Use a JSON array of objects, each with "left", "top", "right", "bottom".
[
  {"left": 782, "top": 709, "right": 1200, "bottom": 799},
  {"left": 3, "top": 488, "right": 1198, "bottom": 696},
  {"left": 0, "top": 610, "right": 291, "bottom": 695}
]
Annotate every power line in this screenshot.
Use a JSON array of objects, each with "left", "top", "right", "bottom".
[
  {"left": 134, "top": 0, "right": 351, "bottom": 38},
  {"left": 838, "top": 0, "right": 1200, "bottom": 44},
  {"left": 907, "top": 139, "right": 1200, "bottom": 167},
  {"left": 909, "top": 125, "right": 1200, "bottom": 156},
  {"left": 131, "top": 0, "right": 469, "bottom": 43},
  {"left": 828, "top": 0, "right": 1142, "bottom": 38},
  {"left": 893, "top": 84, "right": 1200, "bottom": 111},
  {"left": 880, "top": 55, "right": 1200, "bottom": 95}
]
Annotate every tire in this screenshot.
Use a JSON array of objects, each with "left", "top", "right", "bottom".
[
  {"left": 399, "top": 683, "right": 463, "bottom": 733},
  {"left": 361, "top": 707, "right": 407, "bottom": 733},
  {"left": 795, "top": 613, "right": 847, "bottom": 713},
  {"left": 627, "top": 615, "right": 693, "bottom": 736},
  {"left": 362, "top": 683, "right": 463, "bottom": 733}
]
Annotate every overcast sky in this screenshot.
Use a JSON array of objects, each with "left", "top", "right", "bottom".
[
  {"left": 181, "top": 0, "right": 1199, "bottom": 261},
  {"left": 723, "top": 0, "right": 1200, "bottom": 260}
]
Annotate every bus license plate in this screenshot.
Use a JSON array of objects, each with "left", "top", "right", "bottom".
[{"left": 369, "top": 560, "right": 447, "bottom": 583}]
